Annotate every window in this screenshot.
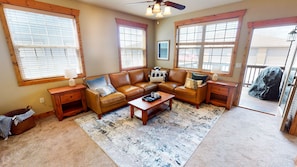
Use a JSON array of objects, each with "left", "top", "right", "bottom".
[
  {"left": 175, "top": 10, "right": 246, "bottom": 75},
  {"left": 116, "top": 18, "right": 147, "bottom": 70},
  {"left": 0, "top": 2, "right": 85, "bottom": 86}
]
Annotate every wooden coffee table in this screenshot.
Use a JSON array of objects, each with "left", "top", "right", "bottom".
[{"left": 128, "top": 91, "right": 175, "bottom": 125}]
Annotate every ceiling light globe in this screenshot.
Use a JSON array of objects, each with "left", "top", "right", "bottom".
[
  {"left": 145, "top": 7, "right": 153, "bottom": 16},
  {"left": 163, "top": 6, "right": 171, "bottom": 15},
  {"left": 152, "top": 3, "right": 161, "bottom": 13}
]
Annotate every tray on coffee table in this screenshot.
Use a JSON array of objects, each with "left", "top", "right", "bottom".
[{"left": 142, "top": 94, "right": 161, "bottom": 102}]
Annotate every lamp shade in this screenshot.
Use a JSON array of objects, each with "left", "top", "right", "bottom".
[
  {"left": 163, "top": 6, "right": 171, "bottom": 15},
  {"left": 64, "top": 68, "right": 77, "bottom": 79},
  {"left": 64, "top": 68, "right": 77, "bottom": 87},
  {"left": 146, "top": 7, "right": 153, "bottom": 16},
  {"left": 152, "top": 3, "right": 161, "bottom": 13}
]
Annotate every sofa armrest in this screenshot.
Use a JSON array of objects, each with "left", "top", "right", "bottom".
[
  {"left": 196, "top": 82, "right": 208, "bottom": 103},
  {"left": 85, "top": 88, "right": 102, "bottom": 115},
  {"left": 198, "top": 82, "right": 207, "bottom": 88}
]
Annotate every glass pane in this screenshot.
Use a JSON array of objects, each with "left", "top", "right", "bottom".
[
  {"left": 205, "top": 20, "right": 238, "bottom": 42},
  {"left": 177, "top": 47, "right": 200, "bottom": 68},
  {"left": 202, "top": 46, "right": 233, "bottom": 72}
]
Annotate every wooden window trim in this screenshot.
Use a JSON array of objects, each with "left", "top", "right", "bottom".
[
  {"left": 0, "top": 0, "right": 86, "bottom": 86},
  {"left": 115, "top": 18, "right": 148, "bottom": 71},
  {"left": 174, "top": 9, "right": 247, "bottom": 77}
]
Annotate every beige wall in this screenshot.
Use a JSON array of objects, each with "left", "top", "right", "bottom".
[
  {"left": 155, "top": 0, "right": 297, "bottom": 83},
  {"left": 0, "top": 0, "right": 155, "bottom": 114}
]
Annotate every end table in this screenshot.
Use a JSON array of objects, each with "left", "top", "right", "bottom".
[{"left": 48, "top": 84, "right": 87, "bottom": 121}]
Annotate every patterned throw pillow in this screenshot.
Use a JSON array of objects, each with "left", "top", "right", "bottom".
[
  {"left": 150, "top": 70, "right": 167, "bottom": 83},
  {"left": 184, "top": 78, "right": 203, "bottom": 89},
  {"left": 184, "top": 78, "right": 197, "bottom": 89},
  {"left": 95, "top": 85, "right": 116, "bottom": 97}
]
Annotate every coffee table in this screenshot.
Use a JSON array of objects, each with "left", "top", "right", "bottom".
[{"left": 128, "top": 91, "right": 175, "bottom": 125}]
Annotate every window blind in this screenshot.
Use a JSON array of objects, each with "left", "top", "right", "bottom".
[{"left": 4, "top": 7, "right": 81, "bottom": 80}]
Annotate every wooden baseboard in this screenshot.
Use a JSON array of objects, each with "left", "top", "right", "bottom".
[{"left": 33, "top": 111, "right": 54, "bottom": 120}]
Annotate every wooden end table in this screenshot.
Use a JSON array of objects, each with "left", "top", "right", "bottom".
[
  {"left": 206, "top": 80, "right": 238, "bottom": 109},
  {"left": 128, "top": 91, "right": 175, "bottom": 125},
  {"left": 48, "top": 84, "right": 87, "bottom": 121}
]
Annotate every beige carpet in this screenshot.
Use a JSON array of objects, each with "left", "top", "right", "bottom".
[{"left": 1, "top": 105, "right": 297, "bottom": 167}]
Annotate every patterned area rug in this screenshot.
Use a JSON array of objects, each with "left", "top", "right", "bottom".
[{"left": 75, "top": 100, "right": 224, "bottom": 167}]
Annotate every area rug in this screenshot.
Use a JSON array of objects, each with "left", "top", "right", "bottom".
[{"left": 75, "top": 100, "right": 225, "bottom": 167}]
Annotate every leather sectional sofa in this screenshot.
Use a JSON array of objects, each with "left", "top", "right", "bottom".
[{"left": 84, "top": 68, "right": 208, "bottom": 119}]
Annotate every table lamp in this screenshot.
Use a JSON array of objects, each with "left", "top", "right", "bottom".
[
  {"left": 64, "top": 68, "right": 77, "bottom": 86},
  {"left": 211, "top": 65, "right": 221, "bottom": 81}
]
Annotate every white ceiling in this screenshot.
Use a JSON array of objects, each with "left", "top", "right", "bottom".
[{"left": 74, "top": 0, "right": 243, "bottom": 20}]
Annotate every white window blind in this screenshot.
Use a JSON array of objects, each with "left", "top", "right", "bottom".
[
  {"left": 119, "top": 26, "right": 146, "bottom": 69},
  {"left": 4, "top": 7, "right": 82, "bottom": 80}
]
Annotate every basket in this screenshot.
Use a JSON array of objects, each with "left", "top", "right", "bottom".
[{"left": 4, "top": 106, "right": 36, "bottom": 135}]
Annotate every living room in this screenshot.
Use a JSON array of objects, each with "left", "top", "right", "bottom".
[{"left": 1, "top": 0, "right": 297, "bottom": 166}]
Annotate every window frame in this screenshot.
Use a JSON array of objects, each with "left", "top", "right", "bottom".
[
  {"left": 0, "top": 0, "right": 86, "bottom": 86},
  {"left": 115, "top": 18, "right": 148, "bottom": 71},
  {"left": 174, "top": 9, "right": 246, "bottom": 76}
]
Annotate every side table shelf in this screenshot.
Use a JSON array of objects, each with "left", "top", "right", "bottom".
[
  {"left": 206, "top": 80, "right": 238, "bottom": 110},
  {"left": 48, "top": 84, "right": 87, "bottom": 121}
]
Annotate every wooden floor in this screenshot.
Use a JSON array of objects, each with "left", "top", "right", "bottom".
[{"left": 238, "top": 87, "right": 279, "bottom": 116}]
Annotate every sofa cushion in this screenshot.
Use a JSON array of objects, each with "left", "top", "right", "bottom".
[
  {"left": 117, "top": 85, "right": 144, "bottom": 100},
  {"left": 168, "top": 69, "right": 187, "bottom": 84},
  {"left": 128, "top": 69, "right": 144, "bottom": 85},
  {"left": 175, "top": 86, "right": 197, "bottom": 97},
  {"left": 158, "top": 81, "right": 182, "bottom": 93},
  {"left": 109, "top": 71, "right": 131, "bottom": 88},
  {"left": 192, "top": 73, "right": 208, "bottom": 83},
  {"left": 100, "top": 92, "right": 126, "bottom": 107},
  {"left": 134, "top": 82, "right": 158, "bottom": 94}
]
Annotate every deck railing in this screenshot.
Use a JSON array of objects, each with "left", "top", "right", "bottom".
[{"left": 243, "top": 65, "right": 284, "bottom": 87}]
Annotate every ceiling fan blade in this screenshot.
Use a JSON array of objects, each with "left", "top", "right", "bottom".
[
  {"left": 164, "top": 1, "right": 186, "bottom": 10},
  {"left": 126, "top": 1, "right": 155, "bottom": 5}
]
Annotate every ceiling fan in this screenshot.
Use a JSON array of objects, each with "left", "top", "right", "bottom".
[{"left": 130, "top": 0, "right": 186, "bottom": 17}]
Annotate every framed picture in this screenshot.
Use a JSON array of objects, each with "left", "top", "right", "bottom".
[{"left": 157, "top": 40, "right": 169, "bottom": 60}]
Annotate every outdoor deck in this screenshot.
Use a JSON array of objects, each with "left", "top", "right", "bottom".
[{"left": 239, "top": 87, "right": 279, "bottom": 116}]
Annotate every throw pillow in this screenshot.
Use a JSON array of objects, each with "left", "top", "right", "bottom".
[
  {"left": 184, "top": 78, "right": 198, "bottom": 89},
  {"left": 86, "top": 76, "right": 106, "bottom": 90},
  {"left": 192, "top": 73, "right": 208, "bottom": 83},
  {"left": 150, "top": 76, "right": 165, "bottom": 83},
  {"left": 150, "top": 70, "right": 167, "bottom": 83},
  {"left": 95, "top": 84, "right": 116, "bottom": 97},
  {"left": 196, "top": 80, "right": 203, "bottom": 86}
]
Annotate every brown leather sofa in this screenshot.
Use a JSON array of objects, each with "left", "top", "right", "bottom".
[{"left": 84, "top": 68, "right": 208, "bottom": 119}]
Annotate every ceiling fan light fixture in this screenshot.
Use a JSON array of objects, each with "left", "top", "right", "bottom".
[
  {"left": 156, "top": 12, "right": 163, "bottom": 18},
  {"left": 152, "top": 3, "right": 161, "bottom": 13},
  {"left": 145, "top": 6, "right": 153, "bottom": 16},
  {"left": 163, "top": 6, "right": 171, "bottom": 15}
]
